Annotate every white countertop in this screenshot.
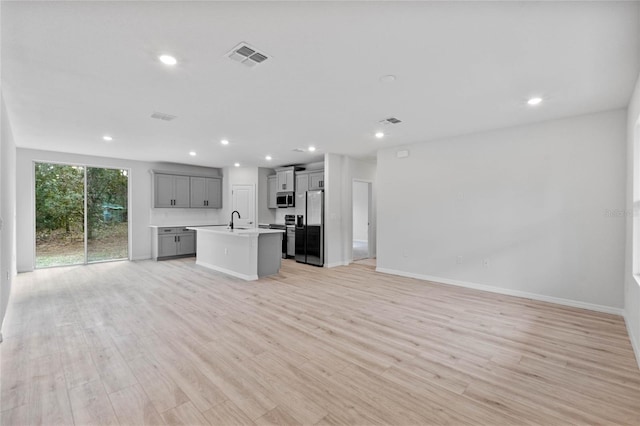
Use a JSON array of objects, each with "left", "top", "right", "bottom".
[{"left": 187, "top": 226, "right": 285, "bottom": 236}]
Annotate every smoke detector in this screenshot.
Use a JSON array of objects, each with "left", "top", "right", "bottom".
[
  {"left": 151, "top": 112, "right": 177, "bottom": 121},
  {"left": 378, "top": 117, "right": 402, "bottom": 125},
  {"left": 227, "top": 42, "right": 269, "bottom": 67}
]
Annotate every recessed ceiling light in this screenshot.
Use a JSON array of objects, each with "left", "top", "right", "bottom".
[
  {"left": 265, "top": 155, "right": 272, "bottom": 161},
  {"left": 375, "top": 132, "right": 385, "bottom": 138},
  {"left": 189, "top": 151, "right": 196, "bottom": 156},
  {"left": 234, "top": 162, "right": 240, "bottom": 167},
  {"left": 159, "top": 55, "right": 177, "bottom": 66},
  {"left": 102, "top": 135, "right": 113, "bottom": 142},
  {"left": 380, "top": 74, "right": 397, "bottom": 83},
  {"left": 527, "top": 97, "right": 543, "bottom": 106},
  {"left": 308, "top": 146, "right": 316, "bottom": 152},
  {"left": 221, "top": 139, "right": 229, "bottom": 145}
]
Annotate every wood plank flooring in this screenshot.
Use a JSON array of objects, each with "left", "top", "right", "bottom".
[{"left": 1, "top": 258, "right": 639, "bottom": 425}]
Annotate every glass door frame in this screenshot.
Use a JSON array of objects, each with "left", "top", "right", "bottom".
[{"left": 33, "top": 160, "right": 132, "bottom": 269}]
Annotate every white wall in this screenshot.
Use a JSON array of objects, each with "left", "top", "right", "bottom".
[
  {"left": 16, "top": 148, "right": 223, "bottom": 271},
  {"left": 377, "top": 109, "right": 627, "bottom": 313},
  {"left": 353, "top": 181, "right": 369, "bottom": 242},
  {"left": 325, "top": 153, "right": 346, "bottom": 267},
  {"left": 324, "top": 154, "right": 377, "bottom": 267},
  {"left": 221, "top": 166, "right": 258, "bottom": 226},
  {"left": 0, "top": 95, "right": 17, "bottom": 333},
  {"left": 625, "top": 70, "right": 640, "bottom": 367},
  {"left": 258, "top": 167, "right": 275, "bottom": 225}
]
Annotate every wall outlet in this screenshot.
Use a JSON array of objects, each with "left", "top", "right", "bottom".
[
  {"left": 402, "top": 249, "right": 409, "bottom": 258},
  {"left": 483, "top": 258, "right": 490, "bottom": 268},
  {"left": 456, "top": 256, "right": 463, "bottom": 265},
  {"left": 224, "top": 248, "right": 228, "bottom": 255}
]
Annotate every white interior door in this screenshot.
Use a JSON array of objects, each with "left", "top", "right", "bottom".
[{"left": 232, "top": 184, "right": 256, "bottom": 227}]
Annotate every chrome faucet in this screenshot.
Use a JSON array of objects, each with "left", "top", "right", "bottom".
[{"left": 230, "top": 210, "right": 241, "bottom": 230}]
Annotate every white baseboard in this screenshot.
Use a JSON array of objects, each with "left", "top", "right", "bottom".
[
  {"left": 375, "top": 267, "right": 624, "bottom": 316},
  {"left": 325, "top": 261, "right": 350, "bottom": 268},
  {"left": 624, "top": 313, "right": 640, "bottom": 370},
  {"left": 196, "top": 260, "right": 258, "bottom": 281},
  {"left": 130, "top": 255, "right": 151, "bottom": 261}
]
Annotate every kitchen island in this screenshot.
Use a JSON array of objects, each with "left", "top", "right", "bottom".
[{"left": 187, "top": 226, "right": 285, "bottom": 281}]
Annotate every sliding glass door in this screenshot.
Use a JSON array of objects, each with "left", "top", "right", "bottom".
[
  {"left": 35, "top": 162, "right": 129, "bottom": 268},
  {"left": 86, "top": 167, "right": 129, "bottom": 262},
  {"left": 35, "top": 163, "right": 86, "bottom": 267}
]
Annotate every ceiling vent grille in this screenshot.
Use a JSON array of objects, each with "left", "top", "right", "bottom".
[
  {"left": 151, "top": 112, "right": 177, "bottom": 121},
  {"left": 292, "top": 148, "right": 305, "bottom": 153},
  {"left": 227, "top": 42, "right": 270, "bottom": 67},
  {"left": 379, "top": 117, "right": 402, "bottom": 125}
]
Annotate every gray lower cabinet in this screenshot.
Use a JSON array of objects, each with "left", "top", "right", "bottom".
[
  {"left": 153, "top": 227, "right": 196, "bottom": 260},
  {"left": 286, "top": 227, "right": 295, "bottom": 257}
]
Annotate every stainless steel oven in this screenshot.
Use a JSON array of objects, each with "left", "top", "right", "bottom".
[
  {"left": 269, "top": 215, "right": 295, "bottom": 258},
  {"left": 276, "top": 192, "right": 295, "bottom": 208}
]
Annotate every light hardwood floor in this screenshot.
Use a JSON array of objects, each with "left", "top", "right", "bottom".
[{"left": 1, "top": 258, "right": 639, "bottom": 425}]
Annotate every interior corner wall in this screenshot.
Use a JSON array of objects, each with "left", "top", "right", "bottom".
[
  {"left": 324, "top": 153, "right": 346, "bottom": 267},
  {"left": 0, "top": 94, "right": 17, "bottom": 333},
  {"left": 324, "top": 154, "right": 377, "bottom": 267},
  {"left": 377, "top": 109, "right": 627, "bottom": 313},
  {"left": 16, "top": 148, "right": 223, "bottom": 271},
  {"left": 353, "top": 181, "right": 369, "bottom": 242},
  {"left": 625, "top": 70, "right": 640, "bottom": 368},
  {"left": 258, "top": 167, "right": 275, "bottom": 225}
]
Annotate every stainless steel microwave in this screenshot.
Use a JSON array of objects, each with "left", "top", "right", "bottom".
[{"left": 276, "top": 192, "right": 295, "bottom": 208}]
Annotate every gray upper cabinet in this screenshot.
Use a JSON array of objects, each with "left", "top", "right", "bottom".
[
  {"left": 190, "top": 177, "right": 222, "bottom": 208},
  {"left": 155, "top": 174, "right": 190, "bottom": 208},
  {"left": 309, "top": 171, "right": 324, "bottom": 190},
  {"left": 268, "top": 175, "right": 277, "bottom": 209},
  {"left": 276, "top": 168, "right": 295, "bottom": 192}
]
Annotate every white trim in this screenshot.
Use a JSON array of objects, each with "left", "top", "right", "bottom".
[
  {"left": 353, "top": 239, "right": 368, "bottom": 244},
  {"left": 196, "top": 260, "right": 258, "bottom": 281},
  {"left": 130, "top": 255, "right": 151, "bottom": 261},
  {"left": 325, "top": 261, "right": 349, "bottom": 268},
  {"left": 376, "top": 267, "right": 624, "bottom": 316},
  {"left": 624, "top": 312, "right": 640, "bottom": 369}
]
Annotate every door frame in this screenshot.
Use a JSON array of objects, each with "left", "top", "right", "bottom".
[
  {"left": 32, "top": 160, "right": 132, "bottom": 269},
  {"left": 352, "top": 179, "right": 374, "bottom": 261},
  {"left": 231, "top": 183, "right": 256, "bottom": 228}
]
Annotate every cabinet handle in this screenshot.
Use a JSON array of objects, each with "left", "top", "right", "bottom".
[
  {"left": 177, "top": 236, "right": 180, "bottom": 242},
  {"left": 174, "top": 236, "right": 176, "bottom": 242},
  {"left": 320, "top": 180, "right": 323, "bottom": 188}
]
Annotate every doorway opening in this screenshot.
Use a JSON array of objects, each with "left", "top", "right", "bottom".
[
  {"left": 352, "top": 180, "right": 372, "bottom": 261},
  {"left": 35, "top": 162, "right": 129, "bottom": 268}
]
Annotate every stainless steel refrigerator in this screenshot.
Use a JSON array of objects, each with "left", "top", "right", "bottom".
[{"left": 295, "top": 190, "right": 324, "bottom": 266}]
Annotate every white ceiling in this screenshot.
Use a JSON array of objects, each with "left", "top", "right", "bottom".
[{"left": 2, "top": 1, "right": 639, "bottom": 169}]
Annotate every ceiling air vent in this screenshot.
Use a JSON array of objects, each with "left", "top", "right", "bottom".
[
  {"left": 151, "top": 112, "right": 177, "bottom": 121},
  {"left": 378, "top": 117, "right": 402, "bottom": 125},
  {"left": 227, "top": 42, "right": 270, "bottom": 68},
  {"left": 292, "top": 148, "right": 305, "bottom": 153}
]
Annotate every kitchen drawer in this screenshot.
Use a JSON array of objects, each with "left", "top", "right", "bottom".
[{"left": 158, "top": 227, "right": 183, "bottom": 234}]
